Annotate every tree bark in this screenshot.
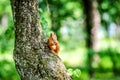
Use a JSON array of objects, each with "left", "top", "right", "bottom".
[{"left": 10, "top": 0, "right": 72, "bottom": 80}]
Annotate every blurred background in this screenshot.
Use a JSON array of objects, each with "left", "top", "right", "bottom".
[{"left": 0, "top": 0, "right": 120, "bottom": 80}]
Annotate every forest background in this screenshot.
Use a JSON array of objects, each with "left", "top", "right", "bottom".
[{"left": 0, "top": 0, "right": 120, "bottom": 80}]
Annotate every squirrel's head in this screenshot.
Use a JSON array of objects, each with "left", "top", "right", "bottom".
[{"left": 50, "top": 33, "right": 57, "bottom": 40}]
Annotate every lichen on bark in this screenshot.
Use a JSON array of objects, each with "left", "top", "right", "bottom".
[{"left": 10, "top": 0, "right": 72, "bottom": 80}]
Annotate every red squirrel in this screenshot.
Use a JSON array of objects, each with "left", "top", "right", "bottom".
[{"left": 47, "top": 33, "right": 60, "bottom": 55}]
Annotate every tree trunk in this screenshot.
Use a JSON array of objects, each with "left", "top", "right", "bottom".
[
  {"left": 83, "top": 0, "right": 100, "bottom": 78},
  {"left": 10, "top": 0, "right": 72, "bottom": 80}
]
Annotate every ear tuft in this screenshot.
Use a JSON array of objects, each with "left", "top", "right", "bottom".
[
  {"left": 53, "top": 33, "right": 57, "bottom": 39},
  {"left": 50, "top": 33, "right": 53, "bottom": 37}
]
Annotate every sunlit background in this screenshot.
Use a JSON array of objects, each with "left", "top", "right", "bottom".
[{"left": 0, "top": 0, "right": 120, "bottom": 80}]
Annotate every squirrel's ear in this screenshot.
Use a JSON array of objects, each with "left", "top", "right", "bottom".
[
  {"left": 50, "top": 33, "right": 52, "bottom": 37},
  {"left": 53, "top": 33, "right": 57, "bottom": 39},
  {"left": 54, "top": 33, "right": 57, "bottom": 36}
]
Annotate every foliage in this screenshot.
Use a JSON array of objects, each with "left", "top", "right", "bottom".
[
  {"left": 0, "top": 59, "right": 20, "bottom": 80},
  {"left": 98, "top": 0, "right": 120, "bottom": 31},
  {"left": 67, "top": 68, "right": 81, "bottom": 80},
  {"left": 0, "top": 0, "right": 19, "bottom": 80}
]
